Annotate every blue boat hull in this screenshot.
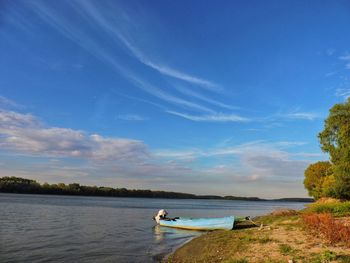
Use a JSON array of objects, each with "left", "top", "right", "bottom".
[{"left": 159, "top": 216, "right": 235, "bottom": 230}]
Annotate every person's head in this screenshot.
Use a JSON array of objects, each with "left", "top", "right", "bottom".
[{"left": 154, "top": 209, "right": 168, "bottom": 223}]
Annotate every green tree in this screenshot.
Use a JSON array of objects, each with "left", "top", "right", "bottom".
[
  {"left": 304, "top": 161, "right": 332, "bottom": 199},
  {"left": 319, "top": 98, "right": 350, "bottom": 199},
  {"left": 321, "top": 174, "right": 336, "bottom": 197}
]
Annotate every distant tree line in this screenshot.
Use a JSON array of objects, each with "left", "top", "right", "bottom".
[
  {"left": 0, "top": 176, "right": 312, "bottom": 201},
  {"left": 304, "top": 98, "right": 350, "bottom": 200},
  {"left": 0, "top": 176, "right": 197, "bottom": 198}
]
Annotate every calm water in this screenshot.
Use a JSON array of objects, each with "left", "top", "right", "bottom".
[{"left": 0, "top": 193, "right": 307, "bottom": 262}]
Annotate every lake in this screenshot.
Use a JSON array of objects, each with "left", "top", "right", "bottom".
[{"left": 0, "top": 193, "right": 308, "bottom": 262}]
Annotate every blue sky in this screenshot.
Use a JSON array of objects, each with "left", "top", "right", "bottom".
[{"left": 1, "top": 0, "right": 350, "bottom": 198}]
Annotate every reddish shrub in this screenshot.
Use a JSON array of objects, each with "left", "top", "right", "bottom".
[{"left": 302, "top": 213, "right": 350, "bottom": 246}]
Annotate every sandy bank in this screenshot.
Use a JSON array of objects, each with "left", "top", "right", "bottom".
[{"left": 166, "top": 212, "right": 350, "bottom": 263}]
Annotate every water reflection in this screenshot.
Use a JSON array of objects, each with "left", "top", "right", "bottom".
[{"left": 154, "top": 225, "right": 201, "bottom": 241}]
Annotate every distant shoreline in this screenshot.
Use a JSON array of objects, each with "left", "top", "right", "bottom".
[
  {"left": 0, "top": 176, "right": 313, "bottom": 202},
  {"left": 0, "top": 191, "right": 313, "bottom": 203}
]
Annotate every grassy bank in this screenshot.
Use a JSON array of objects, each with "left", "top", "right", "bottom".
[{"left": 166, "top": 207, "right": 350, "bottom": 263}]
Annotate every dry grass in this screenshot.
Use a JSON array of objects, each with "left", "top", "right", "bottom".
[{"left": 302, "top": 213, "right": 350, "bottom": 247}]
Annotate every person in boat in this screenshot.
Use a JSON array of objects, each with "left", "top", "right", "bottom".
[
  {"left": 153, "top": 209, "right": 168, "bottom": 223},
  {"left": 153, "top": 209, "right": 179, "bottom": 224}
]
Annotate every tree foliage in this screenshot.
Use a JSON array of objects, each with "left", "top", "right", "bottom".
[
  {"left": 304, "top": 161, "right": 332, "bottom": 199},
  {"left": 319, "top": 98, "right": 350, "bottom": 199}
]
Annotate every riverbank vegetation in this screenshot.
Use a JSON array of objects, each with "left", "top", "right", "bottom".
[
  {"left": 305, "top": 198, "right": 350, "bottom": 217},
  {"left": 0, "top": 176, "right": 312, "bottom": 201},
  {"left": 304, "top": 98, "right": 350, "bottom": 201}
]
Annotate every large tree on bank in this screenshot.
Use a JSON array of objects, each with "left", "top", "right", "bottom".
[{"left": 319, "top": 98, "right": 350, "bottom": 199}]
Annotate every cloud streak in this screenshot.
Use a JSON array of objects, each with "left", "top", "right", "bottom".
[
  {"left": 116, "top": 114, "right": 147, "bottom": 121},
  {"left": 283, "top": 112, "right": 320, "bottom": 121},
  {"left": 339, "top": 54, "right": 350, "bottom": 70},
  {"left": 23, "top": 1, "right": 217, "bottom": 114},
  {"left": 172, "top": 84, "right": 235, "bottom": 110},
  {"left": 335, "top": 88, "right": 350, "bottom": 99},
  {"left": 0, "top": 96, "right": 22, "bottom": 109},
  {"left": 167, "top": 110, "right": 249, "bottom": 122},
  {"left": 76, "top": 0, "right": 221, "bottom": 91}
]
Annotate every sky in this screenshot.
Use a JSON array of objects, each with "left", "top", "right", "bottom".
[{"left": 1, "top": 0, "right": 350, "bottom": 198}]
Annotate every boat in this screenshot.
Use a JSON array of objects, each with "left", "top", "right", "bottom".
[
  {"left": 153, "top": 209, "right": 252, "bottom": 231},
  {"left": 158, "top": 216, "right": 235, "bottom": 230}
]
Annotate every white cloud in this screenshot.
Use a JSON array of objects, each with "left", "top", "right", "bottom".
[
  {"left": 0, "top": 110, "right": 147, "bottom": 161},
  {"left": 0, "top": 109, "right": 313, "bottom": 197},
  {"left": 0, "top": 110, "right": 38, "bottom": 128}
]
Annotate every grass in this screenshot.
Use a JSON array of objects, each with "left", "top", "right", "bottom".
[
  {"left": 278, "top": 244, "right": 292, "bottom": 255},
  {"left": 167, "top": 212, "right": 350, "bottom": 263},
  {"left": 304, "top": 201, "right": 350, "bottom": 217},
  {"left": 307, "top": 250, "right": 350, "bottom": 263},
  {"left": 258, "top": 236, "right": 275, "bottom": 244},
  {"left": 338, "top": 255, "right": 350, "bottom": 263}
]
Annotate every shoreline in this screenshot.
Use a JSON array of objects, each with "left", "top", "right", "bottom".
[
  {"left": 0, "top": 191, "right": 313, "bottom": 203},
  {"left": 165, "top": 210, "right": 350, "bottom": 263}
]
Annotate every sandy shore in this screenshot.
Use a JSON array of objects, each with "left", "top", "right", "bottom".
[{"left": 165, "top": 212, "right": 350, "bottom": 263}]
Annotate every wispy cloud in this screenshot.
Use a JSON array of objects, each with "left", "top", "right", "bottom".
[
  {"left": 326, "top": 48, "right": 336, "bottom": 56},
  {"left": 155, "top": 140, "right": 309, "bottom": 160},
  {"left": 167, "top": 110, "right": 249, "bottom": 122},
  {"left": 116, "top": 114, "right": 147, "bottom": 121},
  {"left": 283, "top": 112, "right": 320, "bottom": 120},
  {"left": 266, "top": 109, "right": 321, "bottom": 121},
  {"left": 76, "top": 0, "right": 221, "bottom": 92},
  {"left": 23, "top": 1, "right": 217, "bottom": 114},
  {"left": 335, "top": 88, "right": 350, "bottom": 99},
  {"left": 172, "top": 84, "right": 236, "bottom": 110},
  {"left": 127, "top": 76, "right": 214, "bottom": 113},
  {"left": 0, "top": 96, "right": 23, "bottom": 109},
  {"left": 339, "top": 54, "right": 350, "bottom": 70}
]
